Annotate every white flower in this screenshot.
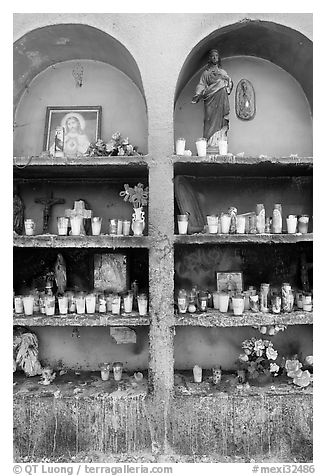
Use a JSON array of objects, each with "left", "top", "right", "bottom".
[
  {"left": 239, "top": 353, "right": 249, "bottom": 362},
  {"left": 270, "top": 363, "right": 279, "bottom": 374},
  {"left": 305, "top": 355, "right": 313, "bottom": 366},
  {"left": 266, "top": 347, "right": 278, "bottom": 360}
]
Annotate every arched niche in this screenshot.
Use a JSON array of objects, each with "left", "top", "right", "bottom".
[
  {"left": 14, "top": 23, "right": 148, "bottom": 155},
  {"left": 174, "top": 20, "right": 312, "bottom": 157}
]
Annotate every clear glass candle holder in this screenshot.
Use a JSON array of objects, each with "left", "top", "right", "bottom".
[
  {"left": 91, "top": 217, "right": 102, "bottom": 236},
  {"left": 137, "top": 294, "right": 148, "bottom": 316}
]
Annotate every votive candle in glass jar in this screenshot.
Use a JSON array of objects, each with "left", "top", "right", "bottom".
[
  {"left": 198, "top": 292, "right": 208, "bottom": 312},
  {"left": 177, "top": 214, "right": 189, "bottom": 235},
  {"left": 220, "top": 213, "right": 231, "bottom": 234},
  {"left": 86, "top": 294, "right": 96, "bottom": 314},
  {"left": 195, "top": 138, "right": 207, "bottom": 157},
  {"left": 207, "top": 215, "right": 218, "bottom": 234},
  {"left": 24, "top": 219, "right": 35, "bottom": 236},
  {"left": 106, "top": 293, "right": 114, "bottom": 312},
  {"left": 218, "top": 139, "right": 228, "bottom": 155},
  {"left": 272, "top": 204, "right": 282, "bottom": 233},
  {"left": 271, "top": 295, "right": 281, "bottom": 314},
  {"left": 232, "top": 295, "right": 244, "bottom": 315},
  {"left": 249, "top": 215, "right": 257, "bottom": 234},
  {"left": 177, "top": 289, "right": 188, "bottom": 314},
  {"left": 58, "top": 296, "right": 68, "bottom": 315},
  {"left": 57, "top": 217, "right": 69, "bottom": 236},
  {"left": 98, "top": 294, "right": 107, "bottom": 313},
  {"left": 286, "top": 215, "right": 297, "bottom": 234},
  {"left": 218, "top": 293, "right": 229, "bottom": 313},
  {"left": 296, "top": 291, "right": 303, "bottom": 309},
  {"left": 113, "top": 362, "right": 123, "bottom": 381},
  {"left": 70, "top": 216, "right": 82, "bottom": 236},
  {"left": 76, "top": 294, "right": 86, "bottom": 314},
  {"left": 109, "top": 219, "right": 118, "bottom": 235},
  {"left": 212, "top": 291, "right": 219, "bottom": 310},
  {"left": 176, "top": 138, "right": 186, "bottom": 155},
  {"left": 298, "top": 215, "right": 309, "bottom": 234},
  {"left": 67, "top": 292, "right": 76, "bottom": 313},
  {"left": 117, "top": 219, "right": 123, "bottom": 236},
  {"left": 243, "top": 290, "right": 251, "bottom": 311},
  {"left": 91, "top": 217, "right": 102, "bottom": 236},
  {"left": 123, "top": 291, "right": 133, "bottom": 313},
  {"left": 256, "top": 204, "right": 266, "bottom": 234},
  {"left": 14, "top": 295, "right": 24, "bottom": 314},
  {"left": 249, "top": 294, "right": 259, "bottom": 312},
  {"left": 236, "top": 215, "right": 246, "bottom": 234},
  {"left": 100, "top": 363, "right": 110, "bottom": 381},
  {"left": 111, "top": 295, "right": 121, "bottom": 315},
  {"left": 44, "top": 295, "right": 55, "bottom": 316},
  {"left": 193, "top": 364, "right": 202, "bottom": 383},
  {"left": 302, "top": 292, "right": 312, "bottom": 311},
  {"left": 137, "top": 294, "right": 148, "bottom": 316},
  {"left": 22, "top": 295, "right": 34, "bottom": 316},
  {"left": 122, "top": 220, "right": 131, "bottom": 236}
]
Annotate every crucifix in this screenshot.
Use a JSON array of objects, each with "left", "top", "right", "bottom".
[
  {"left": 65, "top": 200, "right": 92, "bottom": 235},
  {"left": 35, "top": 191, "right": 65, "bottom": 233}
]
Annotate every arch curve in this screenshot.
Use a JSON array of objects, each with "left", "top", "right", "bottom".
[
  {"left": 175, "top": 19, "right": 312, "bottom": 110},
  {"left": 14, "top": 23, "right": 146, "bottom": 111}
]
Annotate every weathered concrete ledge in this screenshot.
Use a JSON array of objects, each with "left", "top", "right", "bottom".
[
  {"left": 13, "top": 235, "right": 152, "bottom": 248},
  {"left": 174, "top": 309, "right": 312, "bottom": 327},
  {"left": 13, "top": 312, "right": 150, "bottom": 327},
  {"left": 174, "top": 233, "right": 313, "bottom": 245},
  {"left": 14, "top": 155, "right": 149, "bottom": 167},
  {"left": 13, "top": 374, "right": 312, "bottom": 460},
  {"left": 172, "top": 155, "right": 313, "bottom": 166}
]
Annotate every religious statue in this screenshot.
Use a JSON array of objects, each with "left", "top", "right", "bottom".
[
  {"left": 192, "top": 49, "right": 233, "bottom": 148},
  {"left": 13, "top": 184, "right": 24, "bottom": 235},
  {"left": 54, "top": 253, "right": 67, "bottom": 295}
]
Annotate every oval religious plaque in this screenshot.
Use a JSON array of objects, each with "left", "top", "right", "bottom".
[{"left": 235, "top": 79, "right": 256, "bottom": 121}]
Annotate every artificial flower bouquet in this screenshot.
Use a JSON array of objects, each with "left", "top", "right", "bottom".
[
  {"left": 87, "top": 132, "right": 141, "bottom": 157},
  {"left": 238, "top": 337, "right": 280, "bottom": 380}
]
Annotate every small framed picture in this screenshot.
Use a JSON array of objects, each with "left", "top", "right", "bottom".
[
  {"left": 216, "top": 272, "right": 243, "bottom": 293},
  {"left": 43, "top": 106, "right": 102, "bottom": 156}
]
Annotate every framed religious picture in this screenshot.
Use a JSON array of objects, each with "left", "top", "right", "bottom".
[
  {"left": 43, "top": 106, "right": 102, "bottom": 156},
  {"left": 216, "top": 272, "right": 243, "bottom": 293}
]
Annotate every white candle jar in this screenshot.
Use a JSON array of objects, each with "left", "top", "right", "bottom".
[
  {"left": 58, "top": 296, "right": 68, "bottom": 315},
  {"left": 177, "top": 214, "right": 189, "bottom": 235},
  {"left": 24, "top": 219, "right": 35, "bottom": 236},
  {"left": 111, "top": 295, "right": 121, "bottom": 315},
  {"left": 14, "top": 296, "right": 24, "bottom": 314},
  {"left": 123, "top": 292, "right": 133, "bottom": 313},
  {"left": 44, "top": 296, "right": 55, "bottom": 316},
  {"left": 220, "top": 214, "right": 231, "bottom": 234},
  {"left": 286, "top": 215, "right": 298, "bottom": 234},
  {"left": 137, "top": 294, "right": 148, "bottom": 316},
  {"left": 232, "top": 296, "right": 245, "bottom": 316},
  {"left": 57, "top": 217, "right": 69, "bottom": 236},
  {"left": 22, "top": 296, "right": 34, "bottom": 315},
  {"left": 76, "top": 295, "right": 86, "bottom": 314},
  {"left": 195, "top": 138, "right": 207, "bottom": 156},
  {"left": 193, "top": 364, "right": 202, "bottom": 383},
  {"left": 176, "top": 138, "right": 186, "bottom": 155},
  {"left": 122, "top": 220, "right": 131, "bottom": 236},
  {"left": 212, "top": 292, "right": 219, "bottom": 310},
  {"left": 218, "top": 293, "right": 229, "bottom": 313},
  {"left": 91, "top": 217, "right": 102, "bottom": 236},
  {"left": 236, "top": 216, "right": 246, "bottom": 234},
  {"left": 218, "top": 140, "right": 228, "bottom": 155},
  {"left": 113, "top": 362, "right": 123, "bottom": 381},
  {"left": 70, "top": 216, "right": 82, "bottom": 236},
  {"left": 86, "top": 294, "right": 96, "bottom": 314}
]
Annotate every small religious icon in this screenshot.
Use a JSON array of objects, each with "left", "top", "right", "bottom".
[
  {"left": 235, "top": 79, "right": 256, "bottom": 120},
  {"left": 35, "top": 191, "right": 65, "bottom": 233},
  {"left": 54, "top": 253, "right": 67, "bottom": 295},
  {"left": 191, "top": 48, "right": 233, "bottom": 149}
]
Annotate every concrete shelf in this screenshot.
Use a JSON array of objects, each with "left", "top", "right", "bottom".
[
  {"left": 13, "top": 155, "right": 149, "bottom": 180},
  {"left": 174, "top": 309, "right": 313, "bottom": 327},
  {"left": 13, "top": 312, "right": 150, "bottom": 327},
  {"left": 173, "top": 155, "right": 313, "bottom": 177},
  {"left": 13, "top": 234, "right": 152, "bottom": 248},
  {"left": 174, "top": 233, "right": 313, "bottom": 245}
]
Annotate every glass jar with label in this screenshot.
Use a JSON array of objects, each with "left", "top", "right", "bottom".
[
  {"left": 281, "top": 283, "right": 294, "bottom": 312},
  {"left": 198, "top": 291, "right": 208, "bottom": 312},
  {"left": 272, "top": 204, "right": 282, "bottom": 233},
  {"left": 177, "top": 289, "right": 188, "bottom": 314}
]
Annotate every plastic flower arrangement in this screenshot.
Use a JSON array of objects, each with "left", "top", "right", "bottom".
[
  {"left": 238, "top": 337, "right": 279, "bottom": 380},
  {"left": 119, "top": 183, "right": 149, "bottom": 209},
  {"left": 284, "top": 357, "right": 312, "bottom": 388},
  {"left": 86, "top": 132, "right": 140, "bottom": 157}
]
